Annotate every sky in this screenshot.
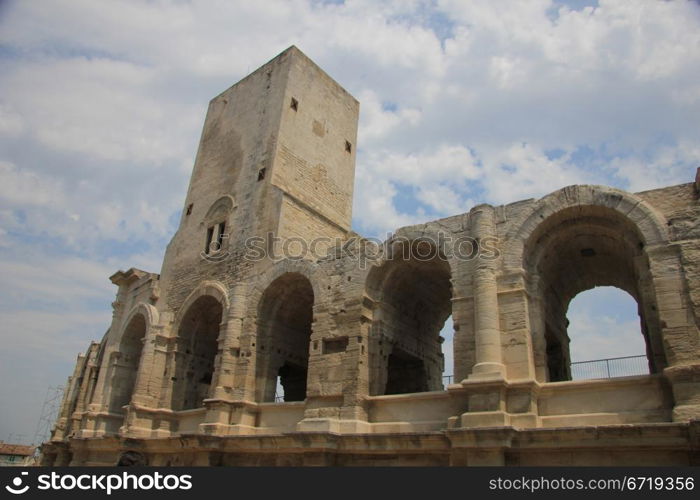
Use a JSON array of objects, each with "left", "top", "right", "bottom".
[{"left": 1, "top": 0, "right": 699, "bottom": 445}]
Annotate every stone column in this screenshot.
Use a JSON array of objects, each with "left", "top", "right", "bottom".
[
  {"left": 523, "top": 273, "right": 548, "bottom": 382},
  {"left": 130, "top": 325, "right": 164, "bottom": 408},
  {"left": 86, "top": 348, "right": 113, "bottom": 413},
  {"left": 210, "top": 299, "right": 245, "bottom": 400},
  {"left": 469, "top": 205, "right": 505, "bottom": 379},
  {"left": 201, "top": 286, "right": 248, "bottom": 433}
]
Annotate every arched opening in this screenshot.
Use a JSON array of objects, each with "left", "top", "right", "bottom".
[
  {"left": 567, "top": 287, "right": 649, "bottom": 379},
  {"left": 524, "top": 205, "right": 665, "bottom": 382},
  {"left": 108, "top": 314, "right": 146, "bottom": 413},
  {"left": 171, "top": 295, "right": 222, "bottom": 410},
  {"left": 256, "top": 273, "right": 314, "bottom": 402},
  {"left": 366, "top": 239, "right": 452, "bottom": 395}
]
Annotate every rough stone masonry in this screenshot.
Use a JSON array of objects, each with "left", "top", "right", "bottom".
[{"left": 42, "top": 46, "right": 700, "bottom": 466}]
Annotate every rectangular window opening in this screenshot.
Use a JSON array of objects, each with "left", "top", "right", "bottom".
[
  {"left": 205, "top": 226, "right": 214, "bottom": 254},
  {"left": 217, "top": 222, "right": 226, "bottom": 248},
  {"left": 258, "top": 168, "right": 266, "bottom": 181},
  {"left": 323, "top": 337, "right": 348, "bottom": 355}
]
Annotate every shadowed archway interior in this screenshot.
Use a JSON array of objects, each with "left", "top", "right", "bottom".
[
  {"left": 108, "top": 313, "right": 147, "bottom": 413},
  {"left": 171, "top": 295, "right": 222, "bottom": 410},
  {"left": 366, "top": 240, "right": 453, "bottom": 395},
  {"left": 256, "top": 273, "right": 315, "bottom": 402}
]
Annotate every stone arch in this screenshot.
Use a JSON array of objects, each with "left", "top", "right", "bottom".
[
  {"left": 201, "top": 196, "right": 236, "bottom": 257},
  {"left": 247, "top": 259, "right": 324, "bottom": 313},
  {"left": 383, "top": 226, "right": 458, "bottom": 270},
  {"left": 507, "top": 185, "right": 669, "bottom": 269},
  {"left": 254, "top": 270, "right": 316, "bottom": 402},
  {"left": 122, "top": 302, "right": 160, "bottom": 334},
  {"left": 170, "top": 281, "right": 229, "bottom": 410},
  {"left": 519, "top": 187, "right": 668, "bottom": 382},
  {"left": 106, "top": 303, "right": 158, "bottom": 413},
  {"left": 364, "top": 234, "right": 453, "bottom": 395},
  {"left": 174, "top": 281, "right": 230, "bottom": 327},
  {"left": 203, "top": 195, "right": 236, "bottom": 224}
]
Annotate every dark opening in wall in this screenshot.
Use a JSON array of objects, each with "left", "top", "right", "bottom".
[
  {"left": 117, "top": 451, "right": 147, "bottom": 467},
  {"left": 290, "top": 97, "right": 298, "bottom": 111},
  {"left": 256, "top": 272, "right": 314, "bottom": 403},
  {"left": 258, "top": 168, "right": 266, "bottom": 181},
  {"left": 186, "top": 203, "right": 193, "bottom": 216},
  {"left": 277, "top": 362, "right": 307, "bottom": 402},
  {"left": 108, "top": 314, "right": 147, "bottom": 413},
  {"left": 172, "top": 295, "right": 222, "bottom": 410},
  {"left": 385, "top": 349, "right": 428, "bottom": 394},
  {"left": 217, "top": 222, "right": 226, "bottom": 248},
  {"left": 365, "top": 239, "right": 452, "bottom": 396},
  {"left": 345, "top": 140, "right": 352, "bottom": 153},
  {"left": 323, "top": 337, "right": 348, "bottom": 354},
  {"left": 205, "top": 222, "right": 226, "bottom": 254},
  {"left": 205, "top": 226, "right": 214, "bottom": 254}
]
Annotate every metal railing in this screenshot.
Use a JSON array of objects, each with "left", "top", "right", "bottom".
[
  {"left": 441, "top": 355, "right": 649, "bottom": 385},
  {"left": 570, "top": 354, "right": 649, "bottom": 380},
  {"left": 269, "top": 356, "right": 648, "bottom": 400}
]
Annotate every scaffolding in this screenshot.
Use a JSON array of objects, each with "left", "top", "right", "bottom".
[{"left": 31, "top": 385, "right": 64, "bottom": 451}]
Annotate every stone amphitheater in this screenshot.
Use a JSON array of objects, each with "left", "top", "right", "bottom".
[{"left": 42, "top": 46, "right": 700, "bottom": 466}]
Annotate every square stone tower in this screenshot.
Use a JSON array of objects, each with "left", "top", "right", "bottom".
[{"left": 159, "top": 46, "right": 359, "bottom": 303}]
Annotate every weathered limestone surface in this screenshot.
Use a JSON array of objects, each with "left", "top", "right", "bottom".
[{"left": 41, "top": 47, "right": 700, "bottom": 467}]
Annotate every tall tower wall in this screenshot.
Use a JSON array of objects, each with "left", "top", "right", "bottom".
[{"left": 158, "top": 47, "right": 359, "bottom": 309}]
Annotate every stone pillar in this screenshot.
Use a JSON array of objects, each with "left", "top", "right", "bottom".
[
  {"left": 208, "top": 317, "right": 230, "bottom": 400},
  {"left": 232, "top": 315, "right": 258, "bottom": 402},
  {"left": 202, "top": 287, "right": 247, "bottom": 433},
  {"left": 339, "top": 312, "right": 371, "bottom": 425},
  {"left": 210, "top": 286, "right": 245, "bottom": 400},
  {"left": 87, "top": 348, "right": 113, "bottom": 413},
  {"left": 469, "top": 205, "right": 505, "bottom": 379},
  {"left": 523, "top": 273, "right": 549, "bottom": 382},
  {"left": 449, "top": 206, "right": 509, "bottom": 430},
  {"left": 647, "top": 244, "right": 700, "bottom": 421},
  {"left": 130, "top": 325, "right": 165, "bottom": 408},
  {"left": 451, "top": 295, "right": 475, "bottom": 383}
]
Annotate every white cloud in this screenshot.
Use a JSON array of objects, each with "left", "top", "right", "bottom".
[
  {"left": 416, "top": 184, "right": 468, "bottom": 215},
  {"left": 479, "top": 142, "right": 585, "bottom": 204},
  {"left": 610, "top": 141, "right": 700, "bottom": 193},
  {"left": 0, "top": 309, "right": 110, "bottom": 358},
  {"left": 0, "top": 252, "right": 114, "bottom": 306},
  {"left": 0, "top": 161, "right": 66, "bottom": 207},
  {"left": 352, "top": 171, "right": 425, "bottom": 237},
  {"left": 0, "top": 104, "right": 24, "bottom": 137},
  {"left": 357, "top": 89, "right": 422, "bottom": 144}
]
